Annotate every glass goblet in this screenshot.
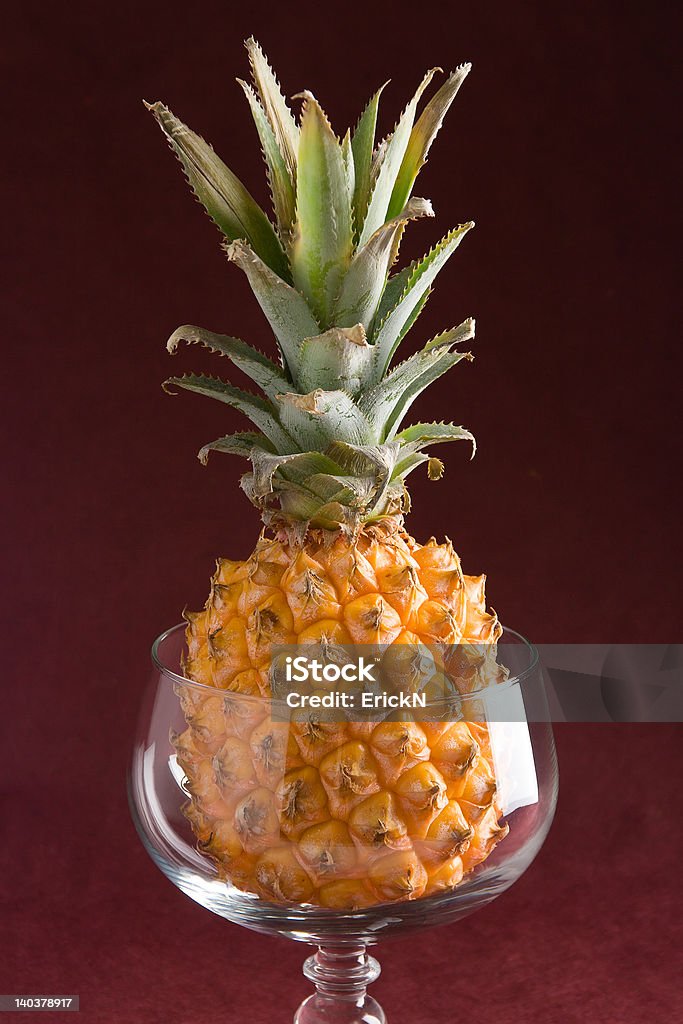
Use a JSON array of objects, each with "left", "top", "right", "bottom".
[{"left": 129, "top": 624, "right": 558, "bottom": 1024}]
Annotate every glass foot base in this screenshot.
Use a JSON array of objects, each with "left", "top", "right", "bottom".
[{"left": 294, "top": 947, "right": 386, "bottom": 1024}]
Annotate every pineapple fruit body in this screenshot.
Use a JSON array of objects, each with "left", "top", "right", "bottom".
[{"left": 174, "top": 523, "right": 508, "bottom": 908}]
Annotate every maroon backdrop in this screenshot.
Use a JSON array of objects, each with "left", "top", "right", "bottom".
[{"left": 3, "top": 1, "right": 681, "bottom": 1021}]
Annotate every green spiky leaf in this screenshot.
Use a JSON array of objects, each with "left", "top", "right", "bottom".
[
  {"left": 350, "top": 83, "right": 387, "bottom": 241},
  {"left": 373, "top": 263, "right": 414, "bottom": 327},
  {"left": 341, "top": 129, "right": 356, "bottom": 215},
  {"left": 327, "top": 440, "right": 401, "bottom": 504},
  {"left": 167, "top": 324, "right": 290, "bottom": 400},
  {"left": 277, "top": 389, "right": 373, "bottom": 449},
  {"left": 370, "top": 222, "right": 474, "bottom": 379},
  {"left": 245, "top": 38, "right": 299, "bottom": 180},
  {"left": 242, "top": 449, "right": 384, "bottom": 528},
  {"left": 387, "top": 64, "right": 471, "bottom": 219},
  {"left": 198, "top": 431, "right": 276, "bottom": 464},
  {"left": 247, "top": 449, "right": 344, "bottom": 500},
  {"left": 362, "top": 344, "right": 472, "bottom": 438},
  {"left": 394, "top": 420, "right": 476, "bottom": 463},
  {"left": 423, "top": 317, "right": 475, "bottom": 352},
  {"left": 333, "top": 197, "right": 434, "bottom": 330},
  {"left": 290, "top": 94, "right": 354, "bottom": 325},
  {"left": 163, "top": 373, "right": 294, "bottom": 451},
  {"left": 358, "top": 69, "right": 439, "bottom": 245},
  {"left": 383, "top": 352, "right": 470, "bottom": 440},
  {"left": 374, "top": 285, "right": 433, "bottom": 369},
  {"left": 391, "top": 452, "right": 430, "bottom": 479},
  {"left": 226, "top": 239, "right": 320, "bottom": 378},
  {"left": 146, "top": 102, "right": 289, "bottom": 279},
  {"left": 297, "top": 325, "right": 374, "bottom": 395},
  {"left": 238, "top": 80, "right": 296, "bottom": 238}
]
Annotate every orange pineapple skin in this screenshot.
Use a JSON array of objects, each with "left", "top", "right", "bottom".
[{"left": 175, "top": 521, "right": 508, "bottom": 908}]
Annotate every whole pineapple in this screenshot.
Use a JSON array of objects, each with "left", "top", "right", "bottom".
[{"left": 150, "top": 39, "right": 507, "bottom": 908}]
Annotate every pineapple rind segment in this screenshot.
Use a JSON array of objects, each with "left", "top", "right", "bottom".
[{"left": 176, "top": 524, "right": 508, "bottom": 908}]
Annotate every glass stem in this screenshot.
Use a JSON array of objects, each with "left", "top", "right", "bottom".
[{"left": 294, "top": 944, "right": 386, "bottom": 1023}]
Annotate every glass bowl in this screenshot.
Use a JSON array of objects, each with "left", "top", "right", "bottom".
[{"left": 129, "top": 624, "right": 558, "bottom": 1023}]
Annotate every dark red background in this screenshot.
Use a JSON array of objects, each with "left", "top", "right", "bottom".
[{"left": 3, "top": 1, "right": 681, "bottom": 1021}]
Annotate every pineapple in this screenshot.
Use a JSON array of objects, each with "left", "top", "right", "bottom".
[{"left": 150, "top": 38, "right": 508, "bottom": 908}]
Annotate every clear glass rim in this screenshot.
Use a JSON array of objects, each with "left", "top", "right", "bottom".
[{"left": 151, "top": 622, "right": 540, "bottom": 707}]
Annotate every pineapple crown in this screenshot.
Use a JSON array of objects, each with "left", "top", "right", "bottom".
[{"left": 149, "top": 38, "right": 477, "bottom": 535}]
